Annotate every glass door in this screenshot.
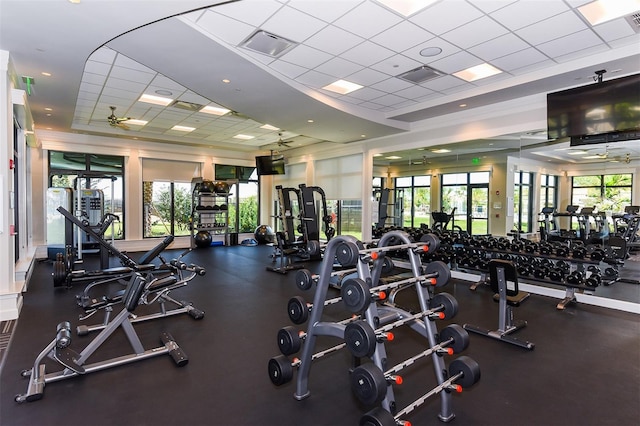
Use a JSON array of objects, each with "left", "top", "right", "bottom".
[{"left": 469, "top": 185, "right": 489, "bottom": 235}]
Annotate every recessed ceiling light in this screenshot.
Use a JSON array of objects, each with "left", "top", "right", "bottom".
[
  {"left": 233, "top": 134, "right": 254, "bottom": 140},
  {"left": 361, "top": 134, "right": 366, "bottom": 138},
  {"left": 578, "top": 0, "right": 640, "bottom": 25},
  {"left": 375, "top": 0, "right": 437, "bottom": 17},
  {"left": 419, "top": 47, "right": 443, "bottom": 57},
  {"left": 139, "top": 93, "right": 173, "bottom": 106},
  {"left": 126, "top": 119, "right": 148, "bottom": 126},
  {"left": 260, "top": 124, "right": 280, "bottom": 131},
  {"left": 68, "top": 0, "right": 81, "bottom": 4},
  {"left": 171, "top": 125, "right": 195, "bottom": 132},
  {"left": 155, "top": 89, "right": 173, "bottom": 96},
  {"left": 307, "top": 119, "right": 314, "bottom": 123},
  {"left": 44, "top": 107, "right": 52, "bottom": 111},
  {"left": 200, "top": 105, "right": 231, "bottom": 116},
  {"left": 222, "top": 79, "right": 230, "bottom": 84},
  {"left": 41, "top": 72, "right": 51, "bottom": 77},
  {"left": 322, "top": 79, "right": 363, "bottom": 95},
  {"left": 431, "top": 149, "right": 451, "bottom": 153},
  {"left": 373, "top": 153, "right": 383, "bottom": 157},
  {"left": 459, "top": 103, "right": 467, "bottom": 108},
  {"left": 386, "top": 155, "right": 402, "bottom": 160},
  {"left": 453, "top": 63, "right": 502, "bottom": 82}
]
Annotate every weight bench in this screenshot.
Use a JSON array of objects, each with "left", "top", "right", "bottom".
[
  {"left": 464, "top": 259, "right": 534, "bottom": 350},
  {"left": 266, "top": 232, "right": 306, "bottom": 274}
]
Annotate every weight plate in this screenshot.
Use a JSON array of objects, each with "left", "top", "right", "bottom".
[
  {"left": 341, "top": 278, "right": 370, "bottom": 314},
  {"left": 294, "top": 269, "right": 314, "bottom": 291},
  {"left": 287, "top": 296, "right": 309, "bottom": 325},
  {"left": 350, "top": 363, "right": 387, "bottom": 406},
  {"left": 268, "top": 355, "right": 293, "bottom": 386},
  {"left": 277, "top": 326, "right": 301, "bottom": 356},
  {"left": 424, "top": 261, "right": 451, "bottom": 287},
  {"left": 419, "top": 233, "right": 441, "bottom": 253},
  {"left": 429, "top": 292, "right": 458, "bottom": 319},
  {"left": 307, "top": 240, "right": 321, "bottom": 257},
  {"left": 359, "top": 407, "right": 397, "bottom": 426},
  {"left": 52, "top": 260, "right": 67, "bottom": 287},
  {"left": 381, "top": 257, "right": 394, "bottom": 275},
  {"left": 335, "top": 241, "right": 360, "bottom": 266},
  {"left": 439, "top": 324, "right": 469, "bottom": 354},
  {"left": 449, "top": 355, "right": 481, "bottom": 388},
  {"left": 344, "top": 320, "right": 377, "bottom": 358}
]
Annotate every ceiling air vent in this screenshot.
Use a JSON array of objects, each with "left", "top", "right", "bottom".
[
  {"left": 625, "top": 12, "right": 640, "bottom": 33},
  {"left": 170, "top": 100, "right": 203, "bottom": 112},
  {"left": 240, "top": 30, "right": 297, "bottom": 57},
  {"left": 397, "top": 65, "right": 445, "bottom": 84}
]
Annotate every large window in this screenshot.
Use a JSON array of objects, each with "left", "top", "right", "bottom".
[
  {"left": 215, "top": 164, "right": 259, "bottom": 233},
  {"left": 572, "top": 174, "right": 632, "bottom": 212},
  {"left": 441, "top": 172, "right": 489, "bottom": 235},
  {"left": 49, "top": 151, "right": 125, "bottom": 239},
  {"left": 514, "top": 171, "right": 533, "bottom": 233},
  {"left": 143, "top": 182, "right": 191, "bottom": 238},
  {"left": 394, "top": 175, "right": 431, "bottom": 228},
  {"left": 540, "top": 174, "right": 558, "bottom": 209}
]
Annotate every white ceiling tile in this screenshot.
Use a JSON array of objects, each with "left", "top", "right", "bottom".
[
  {"left": 341, "top": 40, "right": 395, "bottom": 67},
  {"left": 196, "top": 9, "right": 256, "bottom": 46},
  {"left": 370, "top": 20, "right": 435, "bottom": 52},
  {"left": 261, "top": 5, "right": 330, "bottom": 42},
  {"left": 315, "top": 57, "right": 364, "bottom": 79},
  {"left": 209, "top": 0, "right": 281, "bottom": 28},
  {"left": 305, "top": 26, "right": 365, "bottom": 56},
  {"left": 346, "top": 67, "right": 391, "bottom": 86},
  {"left": 270, "top": 60, "right": 309, "bottom": 79},
  {"left": 369, "top": 54, "right": 423, "bottom": 76},
  {"left": 346, "top": 86, "right": 388, "bottom": 101},
  {"left": 371, "top": 93, "right": 408, "bottom": 107},
  {"left": 410, "top": 0, "right": 484, "bottom": 36},
  {"left": 552, "top": 43, "right": 611, "bottom": 64},
  {"left": 468, "top": 33, "right": 530, "bottom": 61},
  {"left": 394, "top": 84, "right": 436, "bottom": 99},
  {"left": 150, "top": 75, "right": 189, "bottom": 92},
  {"left": 515, "top": 11, "right": 588, "bottom": 46},
  {"left": 607, "top": 33, "right": 640, "bottom": 49},
  {"left": 279, "top": 44, "right": 334, "bottom": 69},
  {"left": 419, "top": 74, "right": 468, "bottom": 92},
  {"left": 333, "top": 0, "right": 403, "bottom": 39},
  {"left": 81, "top": 72, "right": 108, "bottom": 86},
  {"left": 490, "top": 0, "right": 571, "bottom": 31},
  {"left": 429, "top": 50, "right": 483, "bottom": 73},
  {"left": 87, "top": 47, "right": 117, "bottom": 65},
  {"left": 178, "top": 91, "right": 212, "bottom": 105},
  {"left": 402, "top": 37, "right": 461, "bottom": 64},
  {"left": 109, "top": 66, "right": 155, "bottom": 85},
  {"left": 287, "top": 0, "right": 363, "bottom": 23},
  {"left": 593, "top": 17, "right": 638, "bottom": 42},
  {"left": 113, "top": 54, "right": 155, "bottom": 73},
  {"left": 102, "top": 86, "right": 139, "bottom": 100},
  {"left": 536, "top": 29, "right": 603, "bottom": 58},
  {"left": 471, "top": 0, "right": 518, "bottom": 14},
  {"left": 370, "top": 76, "right": 414, "bottom": 93},
  {"left": 507, "top": 58, "right": 556, "bottom": 75},
  {"left": 79, "top": 82, "right": 103, "bottom": 95},
  {"left": 296, "top": 69, "right": 336, "bottom": 87},
  {"left": 83, "top": 61, "right": 112, "bottom": 77},
  {"left": 491, "top": 47, "right": 550, "bottom": 72},
  {"left": 441, "top": 16, "right": 509, "bottom": 49},
  {"left": 104, "top": 77, "right": 148, "bottom": 93}
]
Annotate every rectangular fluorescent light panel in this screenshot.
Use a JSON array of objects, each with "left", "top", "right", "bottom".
[
  {"left": 453, "top": 63, "right": 502, "bottom": 82},
  {"left": 200, "top": 105, "right": 231, "bottom": 116},
  {"left": 431, "top": 149, "right": 451, "bottom": 153},
  {"left": 125, "top": 119, "right": 148, "bottom": 126},
  {"left": 171, "top": 125, "right": 195, "bottom": 132},
  {"left": 578, "top": 0, "right": 640, "bottom": 25},
  {"left": 233, "top": 134, "right": 254, "bottom": 140},
  {"left": 139, "top": 93, "right": 173, "bottom": 106},
  {"left": 376, "top": 0, "right": 437, "bottom": 17},
  {"left": 260, "top": 124, "right": 280, "bottom": 131},
  {"left": 322, "top": 79, "right": 363, "bottom": 95},
  {"left": 240, "top": 30, "right": 297, "bottom": 57}
]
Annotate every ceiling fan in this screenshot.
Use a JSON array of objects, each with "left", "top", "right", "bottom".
[{"left": 107, "top": 106, "right": 131, "bottom": 130}]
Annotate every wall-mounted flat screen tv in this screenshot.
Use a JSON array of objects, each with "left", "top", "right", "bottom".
[
  {"left": 547, "top": 73, "right": 640, "bottom": 140},
  {"left": 255, "top": 155, "right": 285, "bottom": 176}
]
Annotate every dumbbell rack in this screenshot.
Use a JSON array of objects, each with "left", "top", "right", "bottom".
[{"left": 345, "top": 230, "right": 473, "bottom": 424}]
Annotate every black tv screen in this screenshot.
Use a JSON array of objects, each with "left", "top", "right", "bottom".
[
  {"left": 547, "top": 73, "right": 640, "bottom": 140},
  {"left": 255, "top": 155, "right": 285, "bottom": 176}
]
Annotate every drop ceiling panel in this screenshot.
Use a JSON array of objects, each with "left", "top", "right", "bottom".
[
  {"left": 429, "top": 50, "right": 483, "bottom": 74},
  {"left": 87, "top": 48, "right": 117, "bottom": 64},
  {"left": 210, "top": 0, "right": 280, "bottom": 28},
  {"left": 491, "top": 0, "right": 571, "bottom": 31},
  {"left": 269, "top": 60, "right": 308, "bottom": 79},
  {"left": 333, "top": 1, "right": 403, "bottom": 39},
  {"left": 471, "top": 0, "right": 518, "bottom": 14},
  {"left": 468, "top": 33, "right": 530, "bottom": 62},
  {"left": 594, "top": 18, "right": 638, "bottom": 42},
  {"left": 410, "top": 1, "right": 483, "bottom": 35},
  {"left": 305, "top": 25, "right": 364, "bottom": 56},
  {"left": 104, "top": 78, "right": 148, "bottom": 93},
  {"left": 83, "top": 61, "right": 112, "bottom": 76},
  {"left": 369, "top": 53, "right": 422, "bottom": 76},
  {"left": 420, "top": 74, "right": 467, "bottom": 92},
  {"left": 442, "top": 16, "right": 509, "bottom": 49},
  {"left": 261, "top": 5, "right": 328, "bottom": 42},
  {"left": 536, "top": 29, "right": 604, "bottom": 58},
  {"left": 195, "top": 10, "right": 256, "bottom": 45},
  {"left": 346, "top": 67, "right": 390, "bottom": 86},
  {"left": 340, "top": 40, "right": 395, "bottom": 67},
  {"left": 371, "top": 93, "right": 408, "bottom": 107},
  {"left": 82, "top": 72, "right": 108, "bottom": 86},
  {"left": 114, "top": 53, "right": 156, "bottom": 73},
  {"left": 515, "top": 11, "right": 588, "bottom": 46},
  {"left": 287, "top": 0, "right": 362, "bottom": 24},
  {"left": 370, "top": 20, "right": 434, "bottom": 52},
  {"left": 370, "top": 75, "right": 413, "bottom": 93},
  {"left": 279, "top": 44, "right": 334, "bottom": 69},
  {"left": 491, "top": 47, "right": 550, "bottom": 72},
  {"left": 108, "top": 66, "right": 155, "bottom": 84},
  {"left": 401, "top": 37, "right": 461, "bottom": 64},
  {"left": 315, "top": 56, "right": 364, "bottom": 79}
]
